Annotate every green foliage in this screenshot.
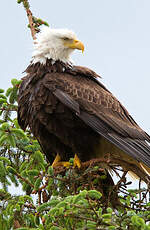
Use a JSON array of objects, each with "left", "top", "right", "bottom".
[
  {"left": 0, "top": 82, "right": 150, "bottom": 230},
  {"left": 17, "top": 0, "right": 30, "bottom": 9},
  {"left": 33, "top": 17, "right": 49, "bottom": 27},
  {"left": 17, "top": 0, "right": 49, "bottom": 33}
]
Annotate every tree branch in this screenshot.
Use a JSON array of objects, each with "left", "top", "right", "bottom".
[
  {"left": 17, "top": 0, "right": 49, "bottom": 41},
  {"left": 25, "top": 7, "right": 37, "bottom": 40},
  {"left": 17, "top": 0, "right": 36, "bottom": 40}
]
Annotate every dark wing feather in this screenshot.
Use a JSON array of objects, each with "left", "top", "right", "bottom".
[
  {"left": 42, "top": 67, "right": 150, "bottom": 167},
  {"left": 53, "top": 89, "right": 80, "bottom": 114},
  {"left": 51, "top": 87, "right": 150, "bottom": 167},
  {"left": 80, "top": 111, "right": 150, "bottom": 166}
]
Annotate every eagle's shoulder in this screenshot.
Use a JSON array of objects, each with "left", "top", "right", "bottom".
[{"left": 70, "top": 65, "right": 101, "bottom": 78}]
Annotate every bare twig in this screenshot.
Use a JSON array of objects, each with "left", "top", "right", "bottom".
[{"left": 26, "top": 7, "right": 37, "bottom": 40}]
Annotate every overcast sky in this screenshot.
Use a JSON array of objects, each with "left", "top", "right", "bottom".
[{"left": 1, "top": 0, "right": 150, "bottom": 134}]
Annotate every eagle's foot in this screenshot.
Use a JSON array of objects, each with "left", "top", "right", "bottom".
[
  {"left": 52, "top": 153, "right": 81, "bottom": 169},
  {"left": 52, "top": 153, "right": 71, "bottom": 168},
  {"left": 52, "top": 153, "right": 61, "bottom": 167},
  {"left": 73, "top": 154, "right": 81, "bottom": 169}
]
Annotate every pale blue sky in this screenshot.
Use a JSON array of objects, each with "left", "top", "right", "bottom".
[{"left": 1, "top": 1, "right": 150, "bottom": 133}]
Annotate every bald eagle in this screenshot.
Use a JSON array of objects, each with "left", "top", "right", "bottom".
[{"left": 18, "top": 28, "right": 150, "bottom": 181}]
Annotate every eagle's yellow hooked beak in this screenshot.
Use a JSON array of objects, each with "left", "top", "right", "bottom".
[{"left": 65, "top": 39, "right": 84, "bottom": 53}]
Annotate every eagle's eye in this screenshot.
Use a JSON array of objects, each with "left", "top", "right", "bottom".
[{"left": 63, "top": 37, "right": 70, "bottom": 41}]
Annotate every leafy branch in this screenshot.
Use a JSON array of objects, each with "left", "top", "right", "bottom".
[{"left": 17, "top": 0, "right": 49, "bottom": 40}]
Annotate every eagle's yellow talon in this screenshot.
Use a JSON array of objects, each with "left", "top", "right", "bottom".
[
  {"left": 52, "top": 154, "right": 71, "bottom": 168},
  {"left": 62, "top": 162, "right": 71, "bottom": 168},
  {"left": 74, "top": 154, "right": 81, "bottom": 168},
  {"left": 52, "top": 153, "right": 81, "bottom": 168},
  {"left": 52, "top": 153, "right": 61, "bottom": 167}
]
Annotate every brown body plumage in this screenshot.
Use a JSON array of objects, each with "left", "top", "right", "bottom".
[{"left": 18, "top": 59, "right": 150, "bottom": 181}]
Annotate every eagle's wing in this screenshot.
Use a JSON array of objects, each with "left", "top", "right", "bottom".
[{"left": 43, "top": 66, "right": 150, "bottom": 168}]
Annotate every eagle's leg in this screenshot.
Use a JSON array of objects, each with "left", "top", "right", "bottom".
[
  {"left": 52, "top": 153, "right": 70, "bottom": 167},
  {"left": 73, "top": 154, "right": 81, "bottom": 168},
  {"left": 52, "top": 153, "right": 61, "bottom": 167}
]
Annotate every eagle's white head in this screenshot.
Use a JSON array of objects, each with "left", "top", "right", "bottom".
[{"left": 32, "top": 27, "right": 84, "bottom": 64}]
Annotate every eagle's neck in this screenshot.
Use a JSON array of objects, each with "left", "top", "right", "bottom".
[
  {"left": 32, "top": 53, "right": 73, "bottom": 65},
  {"left": 27, "top": 59, "right": 73, "bottom": 75},
  {"left": 32, "top": 42, "right": 74, "bottom": 65}
]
